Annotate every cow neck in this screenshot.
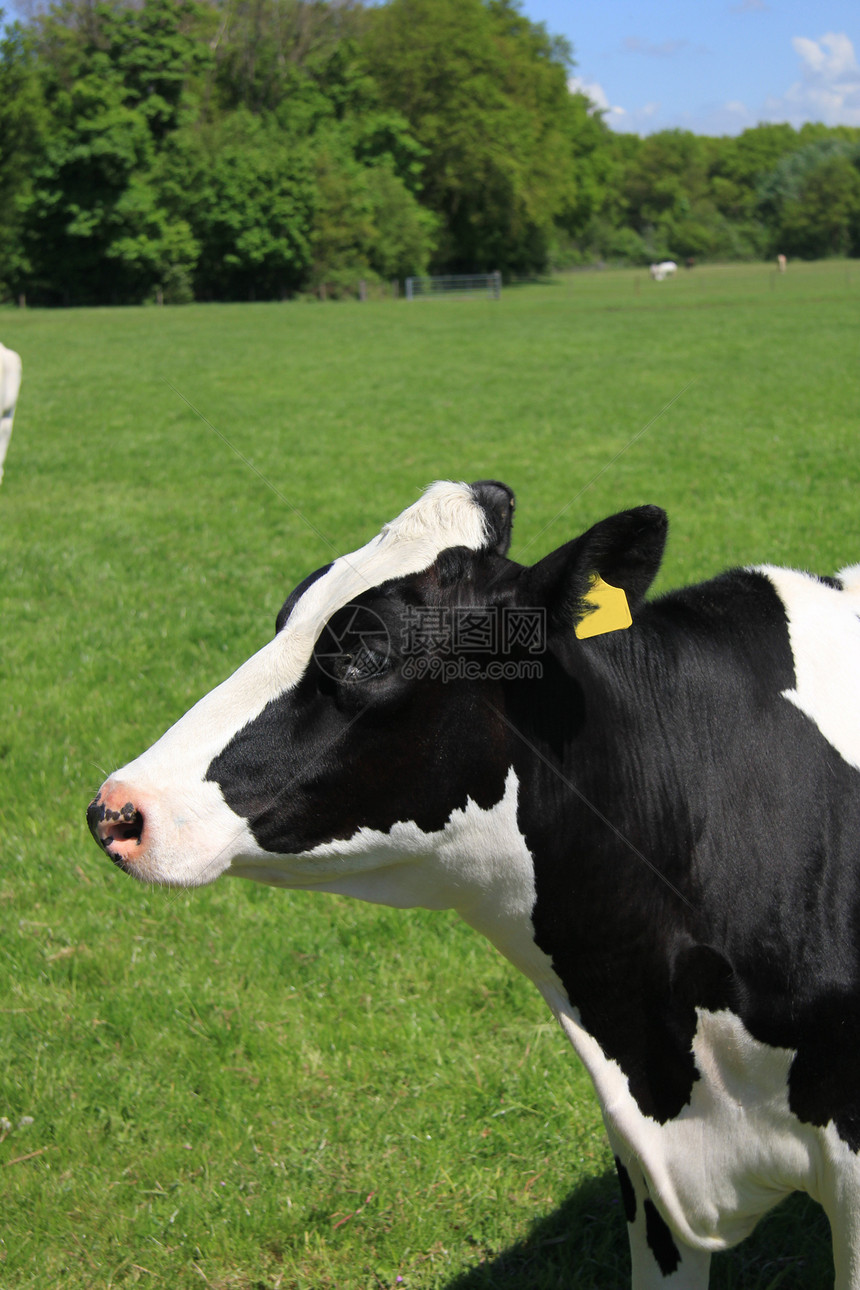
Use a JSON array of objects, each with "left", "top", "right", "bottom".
[{"left": 503, "top": 623, "right": 705, "bottom": 1123}]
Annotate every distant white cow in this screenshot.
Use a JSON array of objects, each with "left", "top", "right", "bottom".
[
  {"left": 649, "top": 261, "right": 677, "bottom": 282},
  {"left": 0, "top": 343, "right": 22, "bottom": 485}
]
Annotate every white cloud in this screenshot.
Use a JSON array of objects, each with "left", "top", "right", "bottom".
[
  {"left": 610, "top": 101, "right": 663, "bottom": 135},
  {"left": 579, "top": 29, "right": 860, "bottom": 137},
  {"left": 793, "top": 32, "right": 856, "bottom": 79},
  {"left": 763, "top": 32, "right": 860, "bottom": 127},
  {"left": 567, "top": 76, "right": 669, "bottom": 134},
  {"left": 568, "top": 76, "right": 626, "bottom": 122}
]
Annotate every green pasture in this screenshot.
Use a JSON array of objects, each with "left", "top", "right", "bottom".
[{"left": 1, "top": 260, "right": 858, "bottom": 1288}]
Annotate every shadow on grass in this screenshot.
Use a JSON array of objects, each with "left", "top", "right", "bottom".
[{"left": 444, "top": 1172, "right": 833, "bottom": 1290}]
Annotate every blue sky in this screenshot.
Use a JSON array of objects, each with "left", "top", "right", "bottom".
[{"left": 521, "top": 1, "right": 860, "bottom": 135}]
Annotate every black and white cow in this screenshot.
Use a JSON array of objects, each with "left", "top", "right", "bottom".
[{"left": 87, "top": 480, "right": 860, "bottom": 1289}]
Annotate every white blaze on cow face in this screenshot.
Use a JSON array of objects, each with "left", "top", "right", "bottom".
[{"left": 91, "top": 482, "right": 492, "bottom": 888}]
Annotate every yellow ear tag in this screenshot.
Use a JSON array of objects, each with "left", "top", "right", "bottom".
[{"left": 574, "top": 574, "right": 632, "bottom": 640}]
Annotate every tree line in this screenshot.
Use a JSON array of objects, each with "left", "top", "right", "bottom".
[{"left": 1, "top": 0, "right": 859, "bottom": 305}]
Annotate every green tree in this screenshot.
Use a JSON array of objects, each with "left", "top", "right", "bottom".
[
  {"left": 710, "top": 124, "right": 801, "bottom": 222},
  {"left": 0, "top": 19, "right": 52, "bottom": 295},
  {"left": 209, "top": 0, "right": 364, "bottom": 119},
  {"left": 553, "top": 87, "right": 614, "bottom": 255},
  {"left": 14, "top": 0, "right": 209, "bottom": 302},
  {"left": 203, "top": 6, "right": 434, "bottom": 291},
  {"left": 621, "top": 130, "right": 710, "bottom": 252},
  {"left": 363, "top": 0, "right": 580, "bottom": 274},
  {"left": 779, "top": 153, "right": 860, "bottom": 258},
  {"left": 756, "top": 139, "right": 860, "bottom": 258},
  {"left": 307, "top": 128, "right": 436, "bottom": 289},
  {"left": 165, "top": 109, "right": 315, "bottom": 299},
  {"left": 364, "top": 164, "right": 437, "bottom": 279},
  {"left": 22, "top": 70, "right": 160, "bottom": 301}
]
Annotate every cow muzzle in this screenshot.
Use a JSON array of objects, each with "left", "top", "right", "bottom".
[
  {"left": 86, "top": 770, "right": 256, "bottom": 887},
  {"left": 87, "top": 781, "right": 148, "bottom": 875}
]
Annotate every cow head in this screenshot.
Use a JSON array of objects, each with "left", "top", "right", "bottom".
[{"left": 87, "top": 482, "right": 666, "bottom": 932}]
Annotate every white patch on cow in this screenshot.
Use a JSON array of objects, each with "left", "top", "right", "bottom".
[
  {"left": 758, "top": 565, "right": 860, "bottom": 772},
  {"left": 123, "top": 780, "right": 266, "bottom": 888},
  {"left": 104, "top": 482, "right": 491, "bottom": 885},
  {"left": 0, "top": 343, "right": 22, "bottom": 485},
  {"left": 230, "top": 767, "right": 560, "bottom": 988},
  {"left": 837, "top": 562, "right": 860, "bottom": 597},
  {"left": 548, "top": 999, "right": 857, "bottom": 1256}
]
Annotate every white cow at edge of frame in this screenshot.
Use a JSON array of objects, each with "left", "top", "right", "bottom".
[{"left": 0, "top": 343, "right": 22, "bottom": 485}]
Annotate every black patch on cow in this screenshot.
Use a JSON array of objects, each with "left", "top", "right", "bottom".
[
  {"left": 517, "top": 566, "right": 860, "bottom": 1139},
  {"left": 434, "top": 546, "right": 476, "bottom": 588},
  {"left": 781, "top": 992, "right": 860, "bottom": 1152},
  {"left": 614, "top": 1157, "right": 637, "bottom": 1225},
  {"left": 209, "top": 578, "right": 513, "bottom": 856},
  {"left": 469, "top": 480, "right": 515, "bottom": 556},
  {"left": 671, "top": 942, "right": 743, "bottom": 1015},
  {"left": 644, "top": 1199, "right": 681, "bottom": 1275}
]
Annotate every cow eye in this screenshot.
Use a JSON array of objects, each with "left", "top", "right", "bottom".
[{"left": 335, "top": 644, "right": 391, "bottom": 685}]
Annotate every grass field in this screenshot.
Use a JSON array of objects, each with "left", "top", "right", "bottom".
[{"left": 1, "top": 260, "right": 858, "bottom": 1288}]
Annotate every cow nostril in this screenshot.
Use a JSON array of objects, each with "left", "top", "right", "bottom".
[
  {"left": 88, "top": 797, "right": 145, "bottom": 850},
  {"left": 110, "top": 804, "right": 144, "bottom": 844}
]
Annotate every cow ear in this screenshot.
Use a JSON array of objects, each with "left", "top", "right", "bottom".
[
  {"left": 527, "top": 506, "right": 667, "bottom": 638},
  {"left": 469, "top": 480, "right": 515, "bottom": 556}
]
